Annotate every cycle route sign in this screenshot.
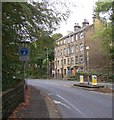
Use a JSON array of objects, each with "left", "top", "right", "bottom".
[{"left": 19, "top": 47, "right": 30, "bottom": 61}]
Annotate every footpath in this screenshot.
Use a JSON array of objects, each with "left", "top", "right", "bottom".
[{"left": 8, "top": 86, "right": 60, "bottom": 119}]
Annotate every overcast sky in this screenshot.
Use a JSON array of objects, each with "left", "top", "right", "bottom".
[{"left": 54, "top": 0, "right": 98, "bottom": 36}]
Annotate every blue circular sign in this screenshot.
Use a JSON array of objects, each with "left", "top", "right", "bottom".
[
  {"left": 19, "top": 47, "right": 29, "bottom": 56},
  {"left": 94, "top": 75, "right": 97, "bottom": 79},
  {"left": 21, "top": 48, "right": 28, "bottom": 55}
]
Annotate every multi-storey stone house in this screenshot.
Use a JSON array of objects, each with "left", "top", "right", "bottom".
[{"left": 54, "top": 19, "right": 107, "bottom": 79}]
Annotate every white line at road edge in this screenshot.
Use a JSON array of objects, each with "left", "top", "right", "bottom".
[{"left": 56, "top": 94, "right": 87, "bottom": 118}]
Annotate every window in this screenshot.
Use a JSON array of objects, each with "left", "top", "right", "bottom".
[
  {"left": 64, "top": 69, "right": 66, "bottom": 75},
  {"left": 54, "top": 60, "right": 57, "bottom": 68},
  {"left": 75, "top": 56, "right": 78, "bottom": 64},
  {"left": 60, "top": 40, "right": 63, "bottom": 45},
  {"left": 80, "top": 43, "right": 84, "bottom": 51},
  {"left": 80, "top": 55, "right": 84, "bottom": 63},
  {"left": 75, "top": 34, "right": 78, "bottom": 40},
  {"left": 58, "top": 69, "right": 60, "bottom": 74},
  {"left": 58, "top": 60, "right": 59, "bottom": 66},
  {"left": 58, "top": 41, "right": 60, "bottom": 45},
  {"left": 61, "top": 49, "right": 62, "bottom": 56},
  {"left": 54, "top": 49, "right": 56, "bottom": 57},
  {"left": 57, "top": 50, "right": 59, "bottom": 56},
  {"left": 64, "top": 39, "right": 66, "bottom": 44},
  {"left": 67, "top": 58, "right": 70, "bottom": 65},
  {"left": 61, "top": 59, "right": 63, "bottom": 66},
  {"left": 76, "top": 45, "right": 78, "bottom": 52},
  {"left": 71, "top": 36, "right": 74, "bottom": 42},
  {"left": 67, "top": 37, "right": 70, "bottom": 43},
  {"left": 71, "top": 46, "right": 74, "bottom": 53},
  {"left": 64, "top": 59, "right": 66, "bottom": 65},
  {"left": 68, "top": 47, "right": 70, "bottom": 54},
  {"left": 71, "top": 57, "right": 74, "bottom": 64},
  {"left": 80, "top": 32, "right": 84, "bottom": 39},
  {"left": 64, "top": 48, "right": 66, "bottom": 55}
]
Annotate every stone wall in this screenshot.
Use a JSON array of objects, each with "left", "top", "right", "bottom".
[
  {"left": 84, "top": 25, "right": 107, "bottom": 70},
  {"left": 2, "top": 82, "right": 24, "bottom": 119}
]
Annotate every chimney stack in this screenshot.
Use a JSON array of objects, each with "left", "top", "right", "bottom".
[
  {"left": 74, "top": 23, "right": 81, "bottom": 31},
  {"left": 82, "top": 19, "right": 89, "bottom": 27},
  {"left": 92, "top": 14, "right": 96, "bottom": 23}
]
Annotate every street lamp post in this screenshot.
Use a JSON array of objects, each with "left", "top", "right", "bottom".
[{"left": 86, "top": 46, "right": 90, "bottom": 85}]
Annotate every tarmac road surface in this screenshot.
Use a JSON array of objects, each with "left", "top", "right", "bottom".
[{"left": 28, "top": 79, "right": 112, "bottom": 118}]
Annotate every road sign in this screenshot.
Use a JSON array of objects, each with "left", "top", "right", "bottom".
[
  {"left": 92, "top": 75, "right": 97, "bottom": 85},
  {"left": 80, "top": 75, "right": 84, "bottom": 84},
  {"left": 19, "top": 47, "right": 30, "bottom": 61},
  {"left": 19, "top": 47, "right": 30, "bottom": 56},
  {"left": 19, "top": 56, "right": 29, "bottom": 61}
]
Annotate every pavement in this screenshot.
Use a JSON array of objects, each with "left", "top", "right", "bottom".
[{"left": 8, "top": 85, "right": 60, "bottom": 119}]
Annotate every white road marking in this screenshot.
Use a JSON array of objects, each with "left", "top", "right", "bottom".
[
  {"left": 43, "top": 82, "right": 71, "bottom": 88},
  {"left": 56, "top": 94, "right": 87, "bottom": 118},
  {"left": 90, "top": 91, "right": 112, "bottom": 96},
  {"left": 48, "top": 93, "right": 54, "bottom": 96},
  {"left": 63, "top": 85, "right": 71, "bottom": 87},
  {"left": 53, "top": 100, "right": 71, "bottom": 110}
]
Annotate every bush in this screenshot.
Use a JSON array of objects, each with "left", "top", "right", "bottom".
[
  {"left": 67, "top": 75, "right": 75, "bottom": 80},
  {"left": 2, "top": 78, "right": 23, "bottom": 91}
]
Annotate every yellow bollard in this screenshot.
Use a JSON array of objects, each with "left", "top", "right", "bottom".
[
  {"left": 92, "top": 75, "right": 97, "bottom": 85},
  {"left": 80, "top": 75, "right": 84, "bottom": 84}
]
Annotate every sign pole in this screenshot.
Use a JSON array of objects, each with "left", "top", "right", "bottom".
[{"left": 19, "top": 41, "right": 30, "bottom": 101}]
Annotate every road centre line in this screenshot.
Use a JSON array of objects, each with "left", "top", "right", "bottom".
[
  {"left": 43, "top": 82, "right": 71, "bottom": 87},
  {"left": 55, "top": 94, "right": 87, "bottom": 118}
]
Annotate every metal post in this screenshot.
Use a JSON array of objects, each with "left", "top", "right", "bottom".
[
  {"left": 56, "top": 58, "right": 57, "bottom": 79},
  {"left": 24, "top": 61, "right": 27, "bottom": 90},
  {"left": 20, "top": 41, "right": 30, "bottom": 89},
  {"left": 86, "top": 46, "right": 90, "bottom": 85},
  {"left": 19, "top": 40, "right": 30, "bottom": 102},
  {"left": 87, "top": 51, "right": 89, "bottom": 84},
  {"left": 47, "top": 48, "right": 48, "bottom": 79},
  {"left": 23, "top": 62, "right": 25, "bottom": 87},
  {"left": 23, "top": 43, "right": 27, "bottom": 90},
  {"left": 62, "top": 57, "right": 63, "bottom": 79},
  {"left": 106, "top": 23, "right": 110, "bottom": 82}
]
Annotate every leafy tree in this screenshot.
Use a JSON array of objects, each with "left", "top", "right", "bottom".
[
  {"left": 93, "top": 0, "right": 114, "bottom": 80},
  {"left": 52, "top": 33, "right": 63, "bottom": 40},
  {"left": 2, "top": 1, "right": 72, "bottom": 90}
]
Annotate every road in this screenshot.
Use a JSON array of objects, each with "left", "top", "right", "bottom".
[{"left": 28, "top": 79, "right": 112, "bottom": 118}]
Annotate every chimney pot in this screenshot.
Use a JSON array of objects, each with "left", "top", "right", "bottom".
[
  {"left": 82, "top": 19, "right": 89, "bottom": 27},
  {"left": 74, "top": 23, "right": 81, "bottom": 31}
]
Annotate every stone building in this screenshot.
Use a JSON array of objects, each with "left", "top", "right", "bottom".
[{"left": 54, "top": 19, "right": 107, "bottom": 79}]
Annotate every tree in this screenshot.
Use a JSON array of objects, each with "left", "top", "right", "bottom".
[
  {"left": 93, "top": 0, "right": 114, "bottom": 80},
  {"left": 52, "top": 33, "right": 63, "bottom": 40},
  {"left": 2, "top": 1, "right": 72, "bottom": 90},
  {"left": 94, "top": 0, "right": 113, "bottom": 44}
]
